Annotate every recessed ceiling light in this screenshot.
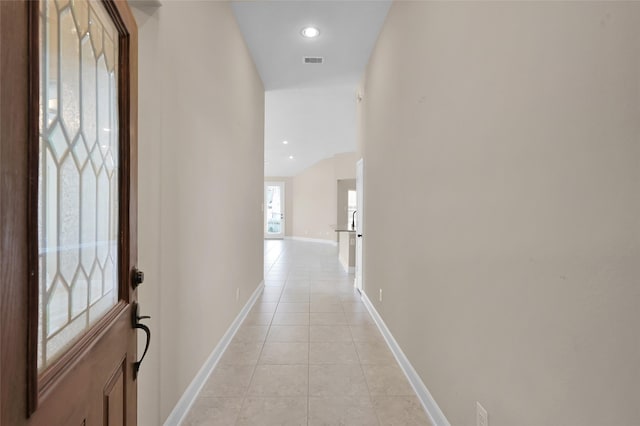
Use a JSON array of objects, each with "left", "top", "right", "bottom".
[
  {"left": 282, "top": 140, "right": 289, "bottom": 145},
  {"left": 301, "top": 26, "right": 320, "bottom": 38},
  {"left": 289, "top": 155, "right": 294, "bottom": 160}
]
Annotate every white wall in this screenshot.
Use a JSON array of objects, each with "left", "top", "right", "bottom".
[
  {"left": 133, "top": 3, "right": 264, "bottom": 424},
  {"left": 291, "top": 152, "right": 358, "bottom": 242},
  {"left": 361, "top": 2, "right": 640, "bottom": 426}
]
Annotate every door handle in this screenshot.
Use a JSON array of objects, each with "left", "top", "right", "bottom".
[
  {"left": 132, "top": 268, "right": 144, "bottom": 289},
  {"left": 357, "top": 234, "right": 363, "bottom": 238},
  {"left": 131, "top": 302, "right": 151, "bottom": 379}
]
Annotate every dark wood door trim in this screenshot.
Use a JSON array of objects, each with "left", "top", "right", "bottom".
[
  {"left": 1, "top": 1, "right": 31, "bottom": 423},
  {"left": 26, "top": 0, "right": 41, "bottom": 414}
]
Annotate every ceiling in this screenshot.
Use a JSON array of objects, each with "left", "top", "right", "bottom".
[{"left": 231, "top": 1, "right": 391, "bottom": 176}]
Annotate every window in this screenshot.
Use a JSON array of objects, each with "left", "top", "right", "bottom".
[{"left": 37, "top": 0, "right": 120, "bottom": 371}]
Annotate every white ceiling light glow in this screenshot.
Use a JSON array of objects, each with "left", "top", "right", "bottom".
[
  {"left": 289, "top": 155, "right": 294, "bottom": 159},
  {"left": 301, "top": 26, "right": 320, "bottom": 38},
  {"left": 282, "top": 140, "right": 289, "bottom": 144}
]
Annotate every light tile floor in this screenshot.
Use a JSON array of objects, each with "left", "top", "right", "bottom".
[{"left": 183, "top": 239, "right": 432, "bottom": 426}]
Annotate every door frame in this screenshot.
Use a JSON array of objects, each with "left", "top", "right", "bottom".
[
  {"left": 264, "top": 181, "right": 285, "bottom": 239},
  {"left": 355, "top": 159, "right": 364, "bottom": 292},
  {"left": 1, "top": 0, "right": 139, "bottom": 423}
]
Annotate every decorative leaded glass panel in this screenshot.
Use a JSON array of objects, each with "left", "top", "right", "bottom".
[{"left": 38, "top": 0, "right": 119, "bottom": 371}]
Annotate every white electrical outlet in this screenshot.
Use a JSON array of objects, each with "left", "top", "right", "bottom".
[
  {"left": 379, "top": 288, "right": 383, "bottom": 302},
  {"left": 235, "top": 288, "right": 240, "bottom": 302},
  {"left": 476, "top": 402, "right": 488, "bottom": 426}
]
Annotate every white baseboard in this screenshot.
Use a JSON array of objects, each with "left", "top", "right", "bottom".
[
  {"left": 163, "top": 281, "right": 265, "bottom": 426},
  {"left": 361, "top": 293, "right": 451, "bottom": 426},
  {"left": 286, "top": 236, "right": 338, "bottom": 246}
]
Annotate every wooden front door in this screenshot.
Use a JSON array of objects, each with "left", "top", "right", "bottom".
[{"left": 1, "top": 0, "right": 140, "bottom": 425}]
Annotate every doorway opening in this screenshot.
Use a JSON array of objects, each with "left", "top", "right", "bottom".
[{"left": 264, "top": 181, "right": 285, "bottom": 239}]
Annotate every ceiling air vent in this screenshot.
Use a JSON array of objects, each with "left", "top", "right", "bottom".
[{"left": 303, "top": 56, "right": 324, "bottom": 64}]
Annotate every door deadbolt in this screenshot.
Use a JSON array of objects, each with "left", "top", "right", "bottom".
[{"left": 132, "top": 268, "right": 144, "bottom": 289}]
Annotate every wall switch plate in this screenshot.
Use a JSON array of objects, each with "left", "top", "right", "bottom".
[
  {"left": 477, "top": 402, "right": 488, "bottom": 426},
  {"left": 379, "top": 288, "right": 383, "bottom": 302}
]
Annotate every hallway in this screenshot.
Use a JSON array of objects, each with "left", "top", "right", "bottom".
[{"left": 183, "top": 239, "right": 432, "bottom": 425}]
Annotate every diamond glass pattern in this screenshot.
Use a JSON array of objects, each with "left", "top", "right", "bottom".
[{"left": 38, "top": 0, "right": 119, "bottom": 371}]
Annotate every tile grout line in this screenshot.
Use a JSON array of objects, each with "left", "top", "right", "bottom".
[
  {"left": 232, "top": 315, "right": 268, "bottom": 425},
  {"left": 235, "top": 246, "right": 283, "bottom": 426},
  {"left": 350, "top": 292, "right": 383, "bottom": 426},
  {"left": 235, "top": 240, "right": 418, "bottom": 425}
]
